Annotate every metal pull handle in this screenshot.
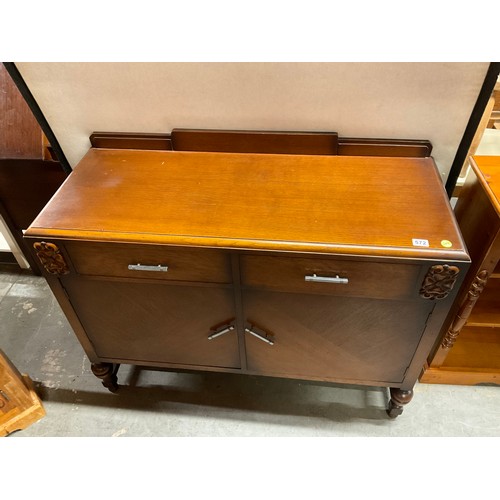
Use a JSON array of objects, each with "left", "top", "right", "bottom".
[
  {"left": 304, "top": 274, "right": 348, "bottom": 284},
  {"left": 208, "top": 325, "right": 235, "bottom": 340},
  {"left": 245, "top": 327, "right": 274, "bottom": 346},
  {"left": 128, "top": 263, "right": 168, "bottom": 272}
]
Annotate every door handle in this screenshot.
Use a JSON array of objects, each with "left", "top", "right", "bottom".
[
  {"left": 127, "top": 263, "right": 169, "bottom": 272},
  {"left": 245, "top": 326, "right": 274, "bottom": 346},
  {"left": 208, "top": 324, "right": 235, "bottom": 340},
  {"left": 304, "top": 274, "right": 348, "bottom": 284}
]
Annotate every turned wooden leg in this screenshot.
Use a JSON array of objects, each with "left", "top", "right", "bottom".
[
  {"left": 91, "top": 362, "right": 119, "bottom": 393},
  {"left": 387, "top": 387, "right": 413, "bottom": 418}
]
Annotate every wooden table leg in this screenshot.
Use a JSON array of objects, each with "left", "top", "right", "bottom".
[
  {"left": 91, "top": 362, "right": 119, "bottom": 393},
  {"left": 387, "top": 387, "right": 414, "bottom": 418}
]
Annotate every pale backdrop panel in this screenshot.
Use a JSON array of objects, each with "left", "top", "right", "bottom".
[{"left": 16, "top": 62, "right": 489, "bottom": 181}]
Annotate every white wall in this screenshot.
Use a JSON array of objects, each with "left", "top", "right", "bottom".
[
  {"left": 0, "top": 228, "right": 9, "bottom": 251},
  {"left": 0, "top": 217, "right": 29, "bottom": 268},
  {"left": 17, "top": 62, "right": 489, "bottom": 181}
]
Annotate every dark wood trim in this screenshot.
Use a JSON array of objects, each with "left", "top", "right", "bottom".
[
  {"left": 338, "top": 138, "right": 432, "bottom": 157},
  {"left": 2, "top": 63, "right": 72, "bottom": 175},
  {"left": 0, "top": 64, "right": 44, "bottom": 160},
  {"left": 90, "top": 132, "right": 172, "bottom": 151},
  {"left": 387, "top": 388, "right": 414, "bottom": 418},
  {"left": 445, "top": 62, "right": 500, "bottom": 197},
  {"left": 419, "top": 264, "right": 461, "bottom": 300},
  {"left": 0, "top": 159, "right": 67, "bottom": 274},
  {"left": 231, "top": 254, "right": 247, "bottom": 371},
  {"left": 90, "top": 129, "right": 432, "bottom": 158},
  {"left": 91, "top": 362, "right": 119, "bottom": 392},
  {"left": 171, "top": 128, "right": 339, "bottom": 155}
]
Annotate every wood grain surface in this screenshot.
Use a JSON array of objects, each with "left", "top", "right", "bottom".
[
  {"left": 243, "top": 289, "right": 433, "bottom": 384},
  {"left": 0, "top": 64, "right": 43, "bottom": 159},
  {"left": 26, "top": 149, "right": 468, "bottom": 261},
  {"left": 0, "top": 350, "right": 45, "bottom": 436},
  {"left": 171, "top": 128, "right": 339, "bottom": 155},
  {"left": 470, "top": 156, "right": 500, "bottom": 215},
  {"left": 239, "top": 254, "right": 422, "bottom": 300},
  {"left": 89, "top": 129, "right": 432, "bottom": 157},
  {"left": 62, "top": 277, "right": 240, "bottom": 368},
  {"left": 63, "top": 241, "right": 232, "bottom": 283}
]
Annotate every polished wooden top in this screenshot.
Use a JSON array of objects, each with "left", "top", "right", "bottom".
[
  {"left": 26, "top": 148, "right": 468, "bottom": 260},
  {"left": 470, "top": 156, "right": 500, "bottom": 216}
]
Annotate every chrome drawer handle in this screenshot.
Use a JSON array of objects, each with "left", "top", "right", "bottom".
[
  {"left": 208, "top": 325, "right": 235, "bottom": 340},
  {"left": 304, "top": 274, "right": 348, "bottom": 284},
  {"left": 245, "top": 327, "right": 274, "bottom": 346},
  {"left": 127, "top": 263, "right": 169, "bottom": 272}
]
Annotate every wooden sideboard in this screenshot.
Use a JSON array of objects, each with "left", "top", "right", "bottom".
[
  {"left": 25, "top": 146, "right": 470, "bottom": 417},
  {"left": 421, "top": 155, "right": 500, "bottom": 384}
]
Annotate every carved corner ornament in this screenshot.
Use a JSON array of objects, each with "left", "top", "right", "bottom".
[
  {"left": 419, "top": 264, "right": 460, "bottom": 300},
  {"left": 33, "top": 241, "right": 70, "bottom": 275}
]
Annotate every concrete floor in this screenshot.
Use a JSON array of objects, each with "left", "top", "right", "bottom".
[{"left": 1, "top": 262, "right": 500, "bottom": 437}]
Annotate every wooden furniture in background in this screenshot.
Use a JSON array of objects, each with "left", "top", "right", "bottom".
[
  {"left": 0, "top": 159, "right": 67, "bottom": 273},
  {"left": 0, "top": 65, "right": 45, "bottom": 160},
  {"left": 455, "top": 97, "right": 495, "bottom": 183},
  {"left": 25, "top": 136, "right": 469, "bottom": 418},
  {"left": 486, "top": 80, "right": 500, "bottom": 129},
  {"left": 0, "top": 350, "right": 45, "bottom": 437},
  {"left": 421, "top": 155, "right": 500, "bottom": 385},
  {"left": 0, "top": 63, "right": 66, "bottom": 273},
  {"left": 453, "top": 78, "right": 500, "bottom": 198}
]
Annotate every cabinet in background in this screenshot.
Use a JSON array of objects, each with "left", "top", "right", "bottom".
[{"left": 421, "top": 155, "right": 500, "bottom": 384}]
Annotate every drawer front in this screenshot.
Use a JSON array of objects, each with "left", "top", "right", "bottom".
[
  {"left": 240, "top": 255, "right": 422, "bottom": 300},
  {"left": 63, "top": 241, "right": 232, "bottom": 283}
]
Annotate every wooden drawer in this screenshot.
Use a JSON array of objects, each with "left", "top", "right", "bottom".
[
  {"left": 63, "top": 241, "right": 232, "bottom": 283},
  {"left": 240, "top": 254, "right": 423, "bottom": 300}
]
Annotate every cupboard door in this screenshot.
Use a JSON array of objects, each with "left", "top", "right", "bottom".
[
  {"left": 62, "top": 278, "right": 239, "bottom": 369},
  {"left": 243, "top": 290, "right": 433, "bottom": 384}
]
